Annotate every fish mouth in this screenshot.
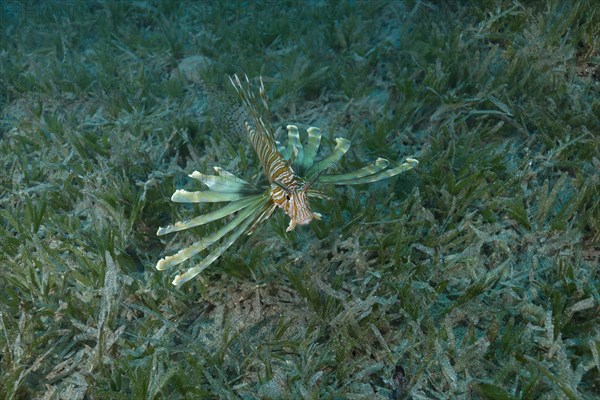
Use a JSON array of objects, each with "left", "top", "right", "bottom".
[
  {"left": 292, "top": 199, "right": 316, "bottom": 226},
  {"left": 285, "top": 204, "right": 316, "bottom": 232},
  {"left": 293, "top": 204, "right": 323, "bottom": 225}
]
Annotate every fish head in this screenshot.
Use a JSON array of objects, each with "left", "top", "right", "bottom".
[{"left": 271, "top": 178, "right": 320, "bottom": 232}]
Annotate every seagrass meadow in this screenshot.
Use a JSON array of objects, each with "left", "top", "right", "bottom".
[{"left": 1, "top": 0, "right": 599, "bottom": 398}]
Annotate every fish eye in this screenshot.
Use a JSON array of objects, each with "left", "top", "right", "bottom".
[{"left": 286, "top": 195, "right": 291, "bottom": 201}]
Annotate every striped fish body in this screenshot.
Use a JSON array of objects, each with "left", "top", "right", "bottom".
[{"left": 231, "top": 75, "right": 320, "bottom": 232}]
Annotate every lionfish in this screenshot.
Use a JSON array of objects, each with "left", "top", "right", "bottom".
[{"left": 156, "top": 74, "right": 418, "bottom": 286}]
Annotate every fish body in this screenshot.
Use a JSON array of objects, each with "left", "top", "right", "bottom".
[{"left": 229, "top": 74, "right": 319, "bottom": 232}]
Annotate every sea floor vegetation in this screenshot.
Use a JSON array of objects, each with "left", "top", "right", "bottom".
[{"left": 1, "top": 1, "right": 599, "bottom": 398}]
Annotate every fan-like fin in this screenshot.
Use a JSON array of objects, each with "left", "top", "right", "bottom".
[
  {"left": 189, "top": 167, "right": 255, "bottom": 193},
  {"left": 317, "top": 157, "right": 390, "bottom": 183},
  {"left": 156, "top": 195, "right": 267, "bottom": 271},
  {"left": 213, "top": 167, "right": 241, "bottom": 179},
  {"left": 305, "top": 137, "right": 351, "bottom": 181},
  {"left": 288, "top": 145, "right": 298, "bottom": 167},
  {"left": 171, "top": 197, "right": 268, "bottom": 286},
  {"left": 286, "top": 125, "right": 304, "bottom": 170},
  {"left": 171, "top": 189, "right": 248, "bottom": 203},
  {"left": 303, "top": 127, "right": 321, "bottom": 170},
  {"left": 156, "top": 196, "right": 260, "bottom": 236},
  {"left": 306, "top": 188, "right": 329, "bottom": 200},
  {"left": 246, "top": 200, "right": 277, "bottom": 235},
  {"left": 323, "top": 158, "right": 418, "bottom": 185},
  {"left": 276, "top": 140, "right": 288, "bottom": 159}
]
